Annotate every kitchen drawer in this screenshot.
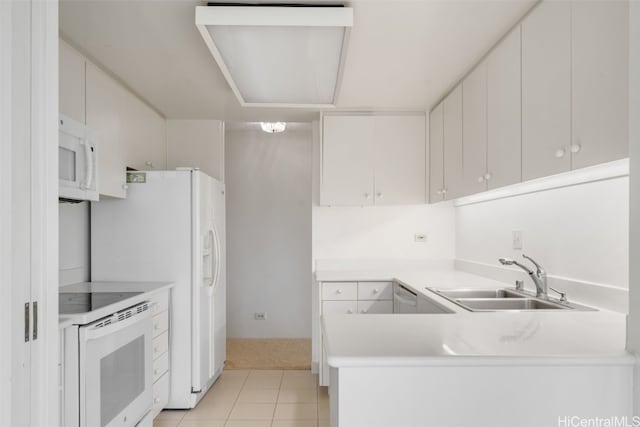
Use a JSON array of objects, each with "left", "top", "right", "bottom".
[
  {"left": 151, "top": 371, "right": 169, "bottom": 418},
  {"left": 322, "top": 282, "right": 357, "bottom": 301},
  {"left": 153, "top": 352, "right": 169, "bottom": 383},
  {"left": 152, "top": 311, "right": 169, "bottom": 337},
  {"left": 152, "top": 331, "right": 169, "bottom": 361},
  {"left": 322, "top": 300, "right": 357, "bottom": 315},
  {"left": 357, "top": 300, "right": 393, "bottom": 314},
  {"left": 357, "top": 282, "right": 392, "bottom": 300},
  {"left": 150, "top": 290, "right": 169, "bottom": 314}
]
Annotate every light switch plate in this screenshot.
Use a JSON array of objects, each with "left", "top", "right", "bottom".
[{"left": 512, "top": 230, "right": 523, "bottom": 250}]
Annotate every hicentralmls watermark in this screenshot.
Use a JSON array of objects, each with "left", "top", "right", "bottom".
[{"left": 558, "top": 416, "right": 640, "bottom": 427}]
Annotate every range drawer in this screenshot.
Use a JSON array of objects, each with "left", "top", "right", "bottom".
[
  {"left": 357, "top": 282, "right": 393, "bottom": 300},
  {"left": 153, "top": 352, "right": 169, "bottom": 383},
  {"left": 152, "top": 331, "right": 169, "bottom": 361},
  {"left": 322, "top": 300, "right": 357, "bottom": 315},
  {"left": 152, "top": 312, "right": 169, "bottom": 338},
  {"left": 151, "top": 371, "right": 169, "bottom": 417},
  {"left": 357, "top": 300, "right": 393, "bottom": 314},
  {"left": 322, "top": 282, "right": 357, "bottom": 301},
  {"left": 150, "top": 290, "right": 169, "bottom": 314}
]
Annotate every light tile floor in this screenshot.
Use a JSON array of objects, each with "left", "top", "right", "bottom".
[{"left": 154, "top": 370, "right": 329, "bottom": 427}]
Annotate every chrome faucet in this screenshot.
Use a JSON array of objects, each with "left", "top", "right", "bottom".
[{"left": 499, "top": 254, "right": 548, "bottom": 298}]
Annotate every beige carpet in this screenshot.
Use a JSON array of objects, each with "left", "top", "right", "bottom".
[{"left": 225, "top": 338, "right": 311, "bottom": 370}]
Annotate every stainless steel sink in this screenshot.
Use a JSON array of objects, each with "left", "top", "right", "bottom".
[
  {"left": 434, "top": 289, "right": 525, "bottom": 299},
  {"left": 425, "top": 287, "right": 596, "bottom": 312},
  {"left": 455, "top": 298, "right": 568, "bottom": 311}
]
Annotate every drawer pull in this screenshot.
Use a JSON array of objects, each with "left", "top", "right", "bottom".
[
  {"left": 347, "top": 309, "right": 353, "bottom": 314},
  {"left": 373, "top": 289, "right": 379, "bottom": 294},
  {"left": 336, "top": 289, "right": 342, "bottom": 294},
  {"left": 361, "top": 309, "right": 368, "bottom": 314}
]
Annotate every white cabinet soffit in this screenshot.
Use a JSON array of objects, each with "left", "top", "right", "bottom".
[{"left": 195, "top": 6, "right": 353, "bottom": 108}]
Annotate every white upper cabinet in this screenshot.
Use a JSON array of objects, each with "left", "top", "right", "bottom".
[
  {"left": 487, "top": 27, "right": 522, "bottom": 190},
  {"left": 321, "top": 115, "right": 375, "bottom": 206},
  {"left": 443, "top": 85, "right": 463, "bottom": 201},
  {"left": 86, "top": 62, "right": 128, "bottom": 199},
  {"left": 373, "top": 115, "right": 426, "bottom": 205},
  {"left": 571, "top": 0, "right": 629, "bottom": 169},
  {"left": 522, "top": 1, "right": 571, "bottom": 180},
  {"left": 321, "top": 114, "right": 426, "bottom": 206},
  {"left": 59, "top": 40, "right": 86, "bottom": 124},
  {"left": 429, "top": 103, "right": 444, "bottom": 202},
  {"left": 121, "top": 91, "right": 166, "bottom": 172},
  {"left": 462, "top": 61, "right": 488, "bottom": 196}
]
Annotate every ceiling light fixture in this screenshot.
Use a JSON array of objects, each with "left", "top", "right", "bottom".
[
  {"left": 195, "top": 5, "right": 353, "bottom": 108},
  {"left": 260, "top": 122, "right": 287, "bottom": 133}
]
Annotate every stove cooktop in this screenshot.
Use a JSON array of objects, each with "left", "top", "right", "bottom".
[{"left": 59, "top": 291, "right": 144, "bottom": 314}]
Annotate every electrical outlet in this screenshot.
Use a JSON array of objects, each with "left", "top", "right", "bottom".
[
  {"left": 414, "top": 233, "right": 427, "bottom": 243},
  {"left": 254, "top": 312, "right": 267, "bottom": 320},
  {"left": 512, "top": 230, "right": 523, "bottom": 250}
]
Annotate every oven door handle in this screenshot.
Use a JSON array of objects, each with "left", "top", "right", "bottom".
[{"left": 83, "top": 308, "right": 152, "bottom": 341}]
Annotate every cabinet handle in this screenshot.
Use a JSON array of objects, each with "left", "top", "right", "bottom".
[
  {"left": 373, "top": 289, "right": 379, "bottom": 294},
  {"left": 364, "top": 193, "right": 371, "bottom": 199},
  {"left": 376, "top": 192, "right": 383, "bottom": 199},
  {"left": 347, "top": 309, "right": 353, "bottom": 314},
  {"left": 570, "top": 144, "right": 582, "bottom": 154},
  {"left": 477, "top": 176, "right": 485, "bottom": 183},
  {"left": 555, "top": 148, "right": 566, "bottom": 158},
  {"left": 361, "top": 309, "right": 368, "bottom": 314},
  {"left": 145, "top": 161, "right": 154, "bottom": 168},
  {"left": 336, "top": 289, "right": 342, "bottom": 294},
  {"left": 483, "top": 173, "right": 492, "bottom": 180},
  {"left": 154, "top": 398, "right": 160, "bottom": 404}
]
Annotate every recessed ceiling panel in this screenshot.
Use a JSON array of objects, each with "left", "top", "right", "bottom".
[{"left": 196, "top": 6, "right": 353, "bottom": 108}]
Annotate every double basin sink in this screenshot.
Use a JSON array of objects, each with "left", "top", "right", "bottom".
[{"left": 427, "top": 288, "right": 594, "bottom": 312}]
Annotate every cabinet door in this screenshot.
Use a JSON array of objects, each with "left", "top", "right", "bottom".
[
  {"left": 429, "top": 103, "right": 445, "bottom": 202},
  {"left": 462, "top": 61, "right": 488, "bottom": 196},
  {"left": 571, "top": 0, "right": 629, "bottom": 169},
  {"left": 121, "top": 92, "right": 166, "bottom": 171},
  {"left": 487, "top": 27, "right": 522, "bottom": 190},
  {"left": 373, "top": 115, "right": 426, "bottom": 205},
  {"left": 357, "top": 300, "right": 393, "bottom": 314},
  {"left": 59, "top": 40, "right": 85, "bottom": 123},
  {"left": 522, "top": 1, "right": 571, "bottom": 181},
  {"left": 321, "top": 116, "right": 374, "bottom": 206},
  {"left": 443, "top": 85, "right": 463, "bottom": 200},
  {"left": 86, "top": 63, "right": 127, "bottom": 198}
]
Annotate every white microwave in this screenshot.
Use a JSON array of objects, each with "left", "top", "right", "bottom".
[{"left": 59, "top": 114, "right": 99, "bottom": 202}]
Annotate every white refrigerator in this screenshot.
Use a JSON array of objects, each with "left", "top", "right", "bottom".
[{"left": 91, "top": 169, "right": 226, "bottom": 408}]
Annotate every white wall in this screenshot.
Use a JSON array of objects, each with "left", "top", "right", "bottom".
[
  {"left": 225, "top": 124, "right": 312, "bottom": 338},
  {"left": 456, "top": 176, "right": 629, "bottom": 289},
  {"left": 59, "top": 202, "right": 91, "bottom": 286},
  {"left": 313, "top": 205, "right": 455, "bottom": 261},
  {"left": 166, "top": 119, "right": 225, "bottom": 182}
]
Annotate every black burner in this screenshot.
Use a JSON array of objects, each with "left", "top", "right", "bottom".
[{"left": 59, "top": 292, "right": 143, "bottom": 314}]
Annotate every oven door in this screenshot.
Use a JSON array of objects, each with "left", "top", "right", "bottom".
[{"left": 79, "top": 304, "right": 153, "bottom": 427}]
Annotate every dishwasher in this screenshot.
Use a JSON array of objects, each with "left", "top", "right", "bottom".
[
  {"left": 393, "top": 283, "right": 418, "bottom": 313},
  {"left": 393, "top": 283, "right": 455, "bottom": 314}
]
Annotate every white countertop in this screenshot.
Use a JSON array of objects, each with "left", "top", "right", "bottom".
[
  {"left": 59, "top": 281, "right": 173, "bottom": 328},
  {"left": 317, "top": 267, "right": 632, "bottom": 367}
]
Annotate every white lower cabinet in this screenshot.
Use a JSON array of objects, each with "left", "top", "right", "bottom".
[
  {"left": 357, "top": 300, "right": 393, "bottom": 314},
  {"left": 149, "top": 289, "right": 170, "bottom": 419},
  {"left": 319, "top": 281, "right": 393, "bottom": 385}
]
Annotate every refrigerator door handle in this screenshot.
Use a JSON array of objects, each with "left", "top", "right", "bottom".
[{"left": 211, "top": 224, "right": 221, "bottom": 290}]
